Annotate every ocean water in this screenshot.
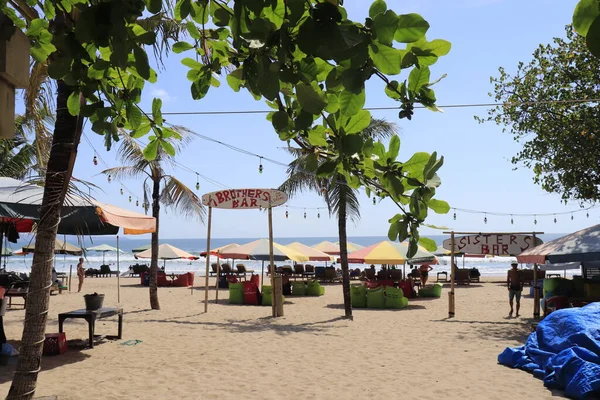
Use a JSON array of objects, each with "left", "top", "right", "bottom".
[{"left": 0, "top": 234, "right": 573, "bottom": 277}]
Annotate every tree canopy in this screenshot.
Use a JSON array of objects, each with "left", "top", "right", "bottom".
[{"left": 478, "top": 26, "right": 600, "bottom": 203}]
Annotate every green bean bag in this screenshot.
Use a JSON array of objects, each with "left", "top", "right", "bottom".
[
  {"left": 261, "top": 285, "right": 284, "bottom": 306},
  {"left": 351, "top": 284, "right": 367, "bottom": 308},
  {"left": 229, "top": 282, "right": 244, "bottom": 304},
  {"left": 367, "top": 286, "right": 385, "bottom": 309},
  {"left": 385, "top": 286, "right": 408, "bottom": 309},
  {"left": 292, "top": 281, "right": 307, "bottom": 296},
  {"left": 543, "top": 278, "right": 572, "bottom": 298},
  {"left": 419, "top": 283, "right": 443, "bottom": 298},
  {"left": 306, "top": 280, "right": 324, "bottom": 296}
]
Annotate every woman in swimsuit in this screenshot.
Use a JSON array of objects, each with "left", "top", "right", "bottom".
[
  {"left": 419, "top": 264, "right": 433, "bottom": 286},
  {"left": 77, "top": 258, "right": 85, "bottom": 292}
]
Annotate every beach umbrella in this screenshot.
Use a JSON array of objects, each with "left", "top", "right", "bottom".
[
  {"left": 22, "top": 238, "right": 83, "bottom": 255},
  {"left": 346, "top": 241, "right": 436, "bottom": 265},
  {"left": 199, "top": 243, "right": 240, "bottom": 257},
  {"left": 131, "top": 244, "right": 151, "bottom": 253},
  {"left": 286, "top": 242, "right": 334, "bottom": 262},
  {"left": 220, "top": 239, "right": 309, "bottom": 286},
  {"left": 0, "top": 177, "right": 155, "bottom": 235},
  {"left": 87, "top": 244, "right": 123, "bottom": 265},
  {"left": 312, "top": 241, "right": 342, "bottom": 255},
  {"left": 134, "top": 243, "right": 199, "bottom": 271},
  {"left": 337, "top": 241, "right": 364, "bottom": 251}
]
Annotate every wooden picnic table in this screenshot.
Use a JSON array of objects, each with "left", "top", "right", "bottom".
[{"left": 58, "top": 307, "right": 123, "bottom": 348}]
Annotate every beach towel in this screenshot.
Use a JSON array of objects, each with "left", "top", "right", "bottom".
[
  {"left": 351, "top": 285, "right": 367, "bottom": 308},
  {"left": 498, "top": 302, "right": 600, "bottom": 399}
]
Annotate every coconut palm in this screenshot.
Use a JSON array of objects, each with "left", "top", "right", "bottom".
[
  {"left": 279, "top": 118, "right": 398, "bottom": 319},
  {"left": 101, "top": 133, "right": 205, "bottom": 310}
]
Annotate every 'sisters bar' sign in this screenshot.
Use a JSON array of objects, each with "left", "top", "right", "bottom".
[{"left": 442, "top": 234, "right": 543, "bottom": 256}]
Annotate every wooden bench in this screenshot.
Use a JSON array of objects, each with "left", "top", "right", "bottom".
[
  {"left": 58, "top": 307, "right": 123, "bottom": 348},
  {"left": 5, "top": 289, "right": 27, "bottom": 308}
]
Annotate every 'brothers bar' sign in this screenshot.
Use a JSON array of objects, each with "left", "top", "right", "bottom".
[
  {"left": 442, "top": 234, "right": 543, "bottom": 256},
  {"left": 201, "top": 188, "right": 287, "bottom": 210}
]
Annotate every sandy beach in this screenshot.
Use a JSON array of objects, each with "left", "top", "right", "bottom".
[{"left": 0, "top": 276, "right": 561, "bottom": 399}]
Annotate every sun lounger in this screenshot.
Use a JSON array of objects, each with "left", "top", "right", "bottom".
[
  {"left": 99, "top": 264, "right": 119, "bottom": 277},
  {"left": 293, "top": 264, "right": 305, "bottom": 280},
  {"left": 389, "top": 269, "right": 402, "bottom": 281},
  {"left": 303, "top": 264, "right": 316, "bottom": 279},
  {"left": 210, "top": 263, "right": 219, "bottom": 276},
  {"left": 453, "top": 268, "right": 471, "bottom": 285},
  {"left": 315, "top": 266, "right": 325, "bottom": 280},
  {"left": 322, "top": 267, "right": 340, "bottom": 283},
  {"left": 221, "top": 263, "right": 235, "bottom": 276},
  {"left": 236, "top": 264, "right": 253, "bottom": 280}
]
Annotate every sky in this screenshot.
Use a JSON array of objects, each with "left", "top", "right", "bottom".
[{"left": 33, "top": 0, "right": 597, "bottom": 239}]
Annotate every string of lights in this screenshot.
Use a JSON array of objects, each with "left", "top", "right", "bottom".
[{"left": 157, "top": 97, "right": 600, "bottom": 117}]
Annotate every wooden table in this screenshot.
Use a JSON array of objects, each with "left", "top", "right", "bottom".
[
  {"left": 58, "top": 308, "right": 123, "bottom": 348},
  {"left": 5, "top": 289, "right": 27, "bottom": 308}
]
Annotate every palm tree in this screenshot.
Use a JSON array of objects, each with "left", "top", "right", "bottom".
[
  {"left": 279, "top": 118, "right": 397, "bottom": 319},
  {"left": 101, "top": 133, "right": 205, "bottom": 310}
]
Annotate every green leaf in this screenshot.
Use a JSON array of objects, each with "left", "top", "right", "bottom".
[
  {"left": 342, "top": 109, "right": 371, "bottom": 134},
  {"left": 342, "top": 134, "right": 364, "bottom": 155},
  {"left": 395, "top": 14, "right": 430, "bottom": 43},
  {"left": 26, "top": 18, "right": 48, "bottom": 37},
  {"left": 373, "top": 10, "right": 398, "bottom": 46},
  {"left": 387, "top": 221, "right": 399, "bottom": 241},
  {"left": 47, "top": 58, "right": 71, "bottom": 80},
  {"left": 181, "top": 57, "right": 203, "bottom": 69},
  {"left": 403, "top": 152, "right": 430, "bottom": 178},
  {"left": 408, "top": 66, "right": 430, "bottom": 92},
  {"left": 126, "top": 104, "right": 142, "bottom": 129},
  {"left": 173, "top": 41, "right": 194, "bottom": 53},
  {"left": 586, "top": 17, "right": 600, "bottom": 57},
  {"left": 272, "top": 110, "right": 291, "bottom": 132},
  {"left": 143, "top": 140, "right": 160, "bottom": 160},
  {"left": 384, "top": 80, "right": 403, "bottom": 100},
  {"left": 369, "top": 0, "right": 387, "bottom": 18},
  {"left": 186, "top": 21, "right": 200, "bottom": 39},
  {"left": 262, "top": 0, "right": 286, "bottom": 28},
  {"left": 388, "top": 135, "right": 400, "bottom": 161},
  {"left": 308, "top": 126, "right": 328, "bottom": 146},
  {"left": 407, "top": 238, "right": 419, "bottom": 258},
  {"left": 397, "top": 220, "right": 409, "bottom": 242},
  {"left": 418, "top": 237, "right": 437, "bottom": 252},
  {"left": 30, "top": 42, "right": 56, "bottom": 62},
  {"left": 133, "top": 46, "right": 150, "bottom": 80},
  {"left": 131, "top": 123, "right": 152, "bottom": 138},
  {"left": 428, "top": 199, "right": 450, "bottom": 214},
  {"left": 305, "top": 153, "right": 318, "bottom": 172},
  {"left": 67, "top": 91, "right": 80, "bottom": 116},
  {"left": 369, "top": 42, "right": 401, "bottom": 75},
  {"left": 573, "top": 0, "right": 600, "bottom": 36},
  {"left": 160, "top": 140, "right": 176, "bottom": 156},
  {"left": 152, "top": 98, "right": 163, "bottom": 125},
  {"left": 191, "top": 0, "right": 210, "bottom": 24},
  {"left": 421, "top": 39, "right": 451, "bottom": 56},
  {"left": 339, "top": 90, "right": 365, "bottom": 117},
  {"left": 175, "top": 0, "right": 192, "bottom": 20},
  {"left": 296, "top": 82, "right": 327, "bottom": 115},
  {"left": 316, "top": 160, "right": 338, "bottom": 177},
  {"left": 43, "top": 1, "right": 56, "bottom": 19},
  {"left": 385, "top": 174, "right": 405, "bottom": 199},
  {"left": 145, "top": 0, "right": 162, "bottom": 14}
]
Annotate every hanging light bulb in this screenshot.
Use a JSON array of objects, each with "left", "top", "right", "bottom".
[
  {"left": 107, "top": 174, "right": 112, "bottom": 183},
  {"left": 317, "top": 211, "right": 320, "bottom": 218},
  {"left": 120, "top": 187, "right": 124, "bottom": 195},
  {"left": 195, "top": 173, "right": 200, "bottom": 190},
  {"left": 510, "top": 214, "right": 514, "bottom": 225},
  {"left": 128, "top": 195, "right": 132, "bottom": 203},
  {"left": 136, "top": 199, "right": 139, "bottom": 207},
  {"left": 534, "top": 215, "right": 537, "bottom": 225},
  {"left": 195, "top": 182, "right": 200, "bottom": 190},
  {"left": 571, "top": 213, "right": 574, "bottom": 221},
  {"left": 453, "top": 210, "right": 456, "bottom": 220},
  {"left": 285, "top": 210, "right": 289, "bottom": 219},
  {"left": 258, "top": 157, "right": 263, "bottom": 174},
  {"left": 93, "top": 155, "right": 98, "bottom": 166},
  {"left": 554, "top": 214, "right": 557, "bottom": 223},
  {"left": 303, "top": 209, "right": 307, "bottom": 219},
  {"left": 587, "top": 211, "right": 590, "bottom": 218},
  {"left": 484, "top": 213, "right": 487, "bottom": 224},
  {"left": 372, "top": 196, "right": 376, "bottom": 205}
]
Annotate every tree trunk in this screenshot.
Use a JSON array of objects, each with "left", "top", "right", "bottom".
[
  {"left": 337, "top": 179, "right": 353, "bottom": 320},
  {"left": 149, "top": 177, "right": 160, "bottom": 310},
  {"left": 8, "top": 81, "right": 83, "bottom": 399}
]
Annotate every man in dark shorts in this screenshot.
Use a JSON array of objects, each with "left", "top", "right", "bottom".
[{"left": 507, "top": 261, "right": 523, "bottom": 317}]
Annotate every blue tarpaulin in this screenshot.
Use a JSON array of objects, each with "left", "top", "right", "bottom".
[{"left": 498, "top": 303, "right": 600, "bottom": 399}]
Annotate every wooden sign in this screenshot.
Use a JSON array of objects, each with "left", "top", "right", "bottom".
[
  {"left": 442, "top": 234, "right": 542, "bottom": 256},
  {"left": 201, "top": 188, "right": 288, "bottom": 209}
]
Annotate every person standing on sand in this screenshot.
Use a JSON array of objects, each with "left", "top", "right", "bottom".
[
  {"left": 77, "top": 258, "right": 85, "bottom": 292},
  {"left": 507, "top": 261, "right": 523, "bottom": 317},
  {"left": 419, "top": 264, "right": 433, "bottom": 286}
]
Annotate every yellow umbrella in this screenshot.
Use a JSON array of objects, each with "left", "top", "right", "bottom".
[
  {"left": 286, "top": 242, "right": 334, "bottom": 262},
  {"left": 347, "top": 241, "right": 436, "bottom": 264},
  {"left": 312, "top": 241, "right": 341, "bottom": 255}
]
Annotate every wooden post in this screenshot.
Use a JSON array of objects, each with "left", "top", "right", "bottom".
[
  {"left": 532, "top": 232, "right": 540, "bottom": 319},
  {"left": 203, "top": 205, "right": 212, "bottom": 312},
  {"left": 274, "top": 275, "right": 284, "bottom": 316},
  {"left": 215, "top": 256, "right": 221, "bottom": 303},
  {"left": 117, "top": 235, "right": 121, "bottom": 304},
  {"left": 68, "top": 265, "right": 72, "bottom": 292},
  {"left": 268, "top": 206, "right": 278, "bottom": 317},
  {"left": 449, "top": 231, "right": 456, "bottom": 318}
]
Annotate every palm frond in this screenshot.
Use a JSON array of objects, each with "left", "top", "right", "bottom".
[
  {"left": 100, "top": 166, "right": 149, "bottom": 180},
  {"left": 136, "top": 12, "right": 185, "bottom": 69},
  {"left": 362, "top": 118, "right": 399, "bottom": 139},
  {"left": 160, "top": 176, "right": 205, "bottom": 221},
  {"left": 325, "top": 176, "right": 361, "bottom": 223},
  {"left": 279, "top": 153, "right": 325, "bottom": 198}
]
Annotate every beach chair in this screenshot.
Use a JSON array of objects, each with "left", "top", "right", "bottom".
[
  {"left": 99, "top": 264, "right": 119, "bottom": 277},
  {"left": 365, "top": 268, "right": 376, "bottom": 280},
  {"left": 280, "top": 265, "right": 294, "bottom": 276},
  {"left": 323, "top": 267, "right": 340, "bottom": 283},
  {"left": 315, "top": 266, "right": 325, "bottom": 281},
  {"left": 389, "top": 269, "right": 402, "bottom": 281},
  {"left": 303, "top": 264, "right": 316, "bottom": 279},
  {"left": 221, "top": 263, "right": 234, "bottom": 276},
  {"left": 236, "top": 264, "right": 253, "bottom": 280},
  {"left": 293, "top": 264, "right": 305, "bottom": 280},
  {"left": 453, "top": 269, "right": 471, "bottom": 285},
  {"left": 210, "top": 263, "right": 218, "bottom": 276}
]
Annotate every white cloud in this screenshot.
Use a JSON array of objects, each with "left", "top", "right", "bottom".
[{"left": 150, "top": 88, "right": 174, "bottom": 102}]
